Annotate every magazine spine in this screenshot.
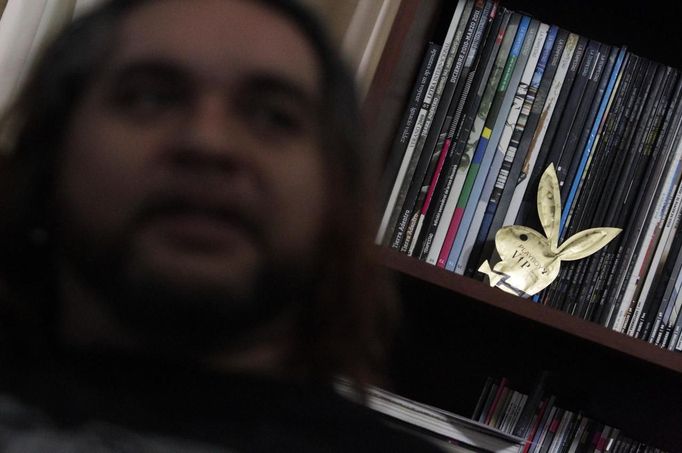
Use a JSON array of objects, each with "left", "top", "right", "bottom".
[
  {"left": 376, "top": 41, "right": 441, "bottom": 236},
  {"left": 557, "top": 43, "right": 611, "bottom": 229},
  {"left": 614, "top": 64, "right": 682, "bottom": 332},
  {"left": 467, "top": 24, "right": 556, "bottom": 276},
  {"left": 375, "top": 0, "right": 467, "bottom": 245},
  {"left": 437, "top": 16, "right": 535, "bottom": 269},
  {"left": 455, "top": 21, "right": 549, "bottom": 274},
  {"left": 403, "top": 0, "right": 498, "bottom": 254},
  {"left": 500, "top": 29, "right": 571, "bottom": 229},
  {"left": 543, "top": 38, "right": 596, "bottom": 203},
  {"left": 421, "top": 12, "right": 519, "bottom": 264},
  {"left": 427, "top": 14, "right": 528, "bottom": 265},
  {"left": 627, "top": 68, "right": 681, "bottom": 336},
  {"left": 388, "top": 0, "right": 478, "bottom": 249},
  {"left": 616, "top": 74, "right": 682, "bottom": 331}
]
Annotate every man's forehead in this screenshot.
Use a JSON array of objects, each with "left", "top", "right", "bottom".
[{"left": 110, "top": 0, "right": 321, "bottom": 93}]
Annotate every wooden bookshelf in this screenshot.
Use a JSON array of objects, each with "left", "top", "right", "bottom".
[
  {"left": 367, "top": 0, "right": 682, "bottom": 451},
  {"left": 379, "top": 247, "right": 682, "bottom": 375},
  {"left": 382, "top": 249, "right": 682, "bottom": 450}
]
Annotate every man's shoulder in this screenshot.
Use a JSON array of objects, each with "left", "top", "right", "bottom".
[
  {"left": 0, "top": 393, "right": 229, "bottom": 452},
  {"left": 197, "top": 374, "right": 447, "bottom": 452},
  {"left": 0, "top": 356, "right": 445, "bottom": 452},
  {"left": 272, "top": 382, "right": 447, "bottom": 452}
]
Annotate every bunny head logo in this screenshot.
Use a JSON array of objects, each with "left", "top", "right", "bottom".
[{"left": 479, "top": 164, "right": 621, "bottom": 297}]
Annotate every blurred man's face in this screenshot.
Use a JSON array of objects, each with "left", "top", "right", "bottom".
[{"left": 55, "top": 0, "right": 328, "bottom": 343}]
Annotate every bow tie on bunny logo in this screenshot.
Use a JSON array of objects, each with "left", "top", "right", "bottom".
[{"left": 479, "top": 164, "right": 621, "bottom": 297}]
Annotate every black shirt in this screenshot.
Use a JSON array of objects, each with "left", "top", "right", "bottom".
[{"left": 0, "top": 350, "right": 444, "bottom": 452}]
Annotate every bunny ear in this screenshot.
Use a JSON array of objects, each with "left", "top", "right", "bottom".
[
  {"left": 556, "top": 227, "right": 622, "bottom": 261},
  {"left": 537, "top": 164, "right": 561, "bottom": 250}
]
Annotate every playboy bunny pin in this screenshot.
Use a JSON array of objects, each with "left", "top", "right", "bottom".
[{"left": 479, "top": 164, "right": 621, "bottom": 297}]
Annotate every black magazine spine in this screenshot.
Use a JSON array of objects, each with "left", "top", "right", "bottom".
[
  {"left": 512, "top": 30, "right": 579, "bottom": 229},
  {"left": 545, "top": 38, "right": 596, "bottom": 200},
  {"left": 476, "top": 26, "right": 562, "bottom": 274},
  {"left": 378, "top": 43, "right": 441, "bottom": 214},
  {"left": 654, "top": 192, "right": 682, "bottom": 346},
  {"left": 639, "top": 75, "right": 682, "bottom": 339},
  {"left": 561, "top": 54, "right": 639, "bottom": 317},
  {"left": 401, "top": 0, "right": 497, "bottom": 253},
  {"left": 559, "top": 45, "right": 619, "bottom": 238},
  {"left": 604, "top": 62, "right": 666, "bottom": 331},
  {"left": 558, "top": 43, "right": 610, "bottom": 208},
  {"left": 465, "top": 22, "right": 552, "bottom": 275},
  {"left": 627, "top": 67, "right": 680, "bottom": 335},
  {"left": 558, "top": 57, "right": 626, "bottom": 313},
  {"left": 523, "top": 36, "right": 598, "bottom": 306},
  {"left": 389, "top": 0, "right": 478, "bottom": 249},
  {"left": 577, "top": 59, "right": 658, "bottom": 321},
  {"left": 582, "top": 53, "right": 651, "bottom": 319},
  {"left": 417, "top": 12, "right": 519, "bottom": 260},
  {"left": 644, "top": 219, "right": 682, "bottom": 341},
  {"left": 603, "top": 72, "right": 682, "bottom": 328},
  {"left": 411, "top": 9, "right": 510, "bottom": 258},
  {"left": 565, "top": 56, "right": 648, "bottom": 317},
  {"left": 512, "top": 370, "right": 549, "bottom": 439},
  {"left": 551, "top": 45, "right": 617, "bottom": 312},
  {"left": 472, "top": 376, "right": 495, "bottom": 421},
  {"left": 452, "top": 17, "right": 541, "bottom": 274},
  {"left": 380, "top": 0, "right": 470, "bottom": 247}
]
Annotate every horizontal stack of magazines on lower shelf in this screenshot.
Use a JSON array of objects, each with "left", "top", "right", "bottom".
[
  {"left": 473, "top": 375, "right": 667, "bottom": 452},
  {"left": 336, "top": 380, "right": 525, "bottom": 452},
  {"left": 376, "top": 0, "right": 682, "bottom": 349}
]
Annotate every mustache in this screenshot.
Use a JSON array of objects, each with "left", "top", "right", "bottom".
[{"left": 135, "top": 184, "right": 264, "bottom": 240}]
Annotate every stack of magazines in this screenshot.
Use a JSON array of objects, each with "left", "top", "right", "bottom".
[
  {"left": 472, "top": 375, "right": 668, "bottom": 452},
  {"left": 336, "top": 380, "right": 524, "bottom": 452},
  {"left": 376, "top": 0, "right": 682, "bottom": 348}
]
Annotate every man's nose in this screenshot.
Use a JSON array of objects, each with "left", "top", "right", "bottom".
[
  {"left": 169, "top": 94, "right": 246, "bottom": 171},
  {"left": 186, "top": 94, "right": 235, "bottom": 151}
]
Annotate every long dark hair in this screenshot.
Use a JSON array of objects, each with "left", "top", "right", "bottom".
[{"left": 0, "top": 0, "right": 396, "bottom": 383}]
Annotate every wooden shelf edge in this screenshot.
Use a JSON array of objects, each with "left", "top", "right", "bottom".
[{"left": 376, "top": 247, "right": 682, "bottom": 375}]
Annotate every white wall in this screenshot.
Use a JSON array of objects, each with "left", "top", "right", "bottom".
[
  {"left": 0, "top": 0, "right": 106, "bottom": 113},
  {"left": 301, "top": 0, "right": 403, "bottom": 99},
  {"left": 0, "top": 0, "right": 400, "bottom": 112}
]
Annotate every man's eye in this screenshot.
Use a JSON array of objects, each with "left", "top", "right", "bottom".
[
  {"left": 246, "top": 101, "right": 307, "bottom": 137},
  {"left": 256, "top": 107, "right": 299, "bottom": 130},
  {"left": 112, "top": 82, "right": 186, "bottom": 117}
]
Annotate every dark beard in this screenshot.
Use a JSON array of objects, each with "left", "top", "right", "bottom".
[
  {"left": 55, "top": 205, "right": 319, "bottom": 357},
  {"left": 104, "top": 260, "right": 314, "bottom": 356}
]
